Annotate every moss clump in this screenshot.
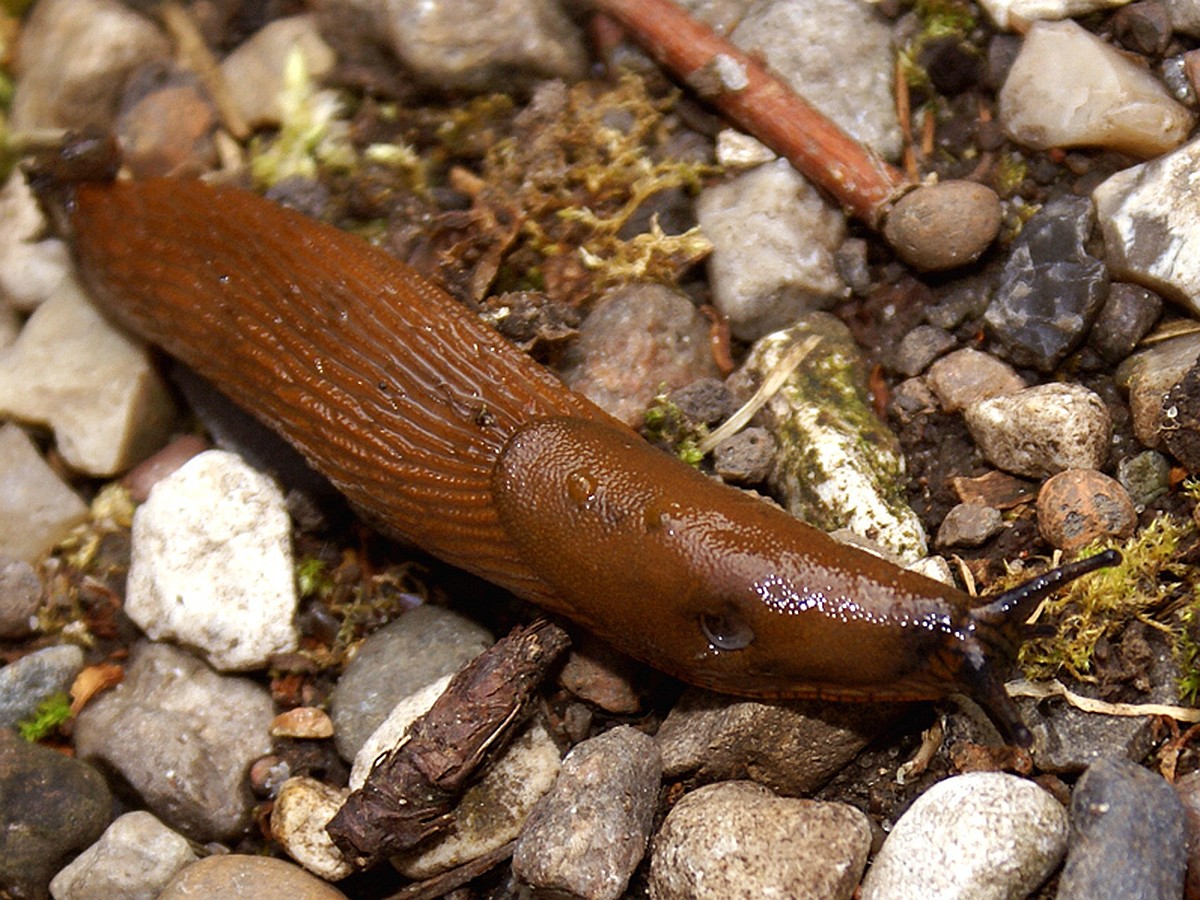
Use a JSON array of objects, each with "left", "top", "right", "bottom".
[
  {"left": 643, "top": 393, "right": 707, "bottom": 467},
  {"left": 1019, "top": 515, "right": 1197, "bottom": 684},
  {"left": 18, "top": 692, "right": 71, "bottom": 742}
]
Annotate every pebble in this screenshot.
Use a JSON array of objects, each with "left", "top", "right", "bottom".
[
  {"left": 711, "top": 427, "right": 775, "bottom": 485},
  {"left": 656, "top": 688, "right": 894, "bottom": 796},
  {"left": 220, "top": 14, "right": 335, "bottom": 129},
  {"left": 649, "top": 781, "right": 871, "bottom": 900},
  {"left": 669, "top": 378, "right": 735, "bottom": 425},
  {"left": 1117, "top": 449, "right": 1171, "bottom": 507},
  {"left": 124, "top": 450, "right": 298, "bottom": 671},
  {"left": 0, "top": 730, "right": 112, "bottom": 900},
  {"left": 1170, "top": 0, "right": 1200, "bottom": 37},
  {"left": 981, "top": 0, "right": 1144, "bottom": 32},
  {"left": 329, "top": 604, "right": 492, "bottom": 761},
  {"left": 1094, "top": 135, "right": 1200, "bottom": 317},
  {"left": 1089, "top": 283, "right": 1163, "bottom": 365},
  {"left": 1058, "top": 757, "right": 1187, "bottom": 900},
  {"left": 9, "top": 0, "right": 172, "bottom": 131},
  {"left": 860, "top": 773, "right": 1068, "bottom": 900},
  {"left": 1112, "top": 1, "right": 1173, "bottom": 55},
  {"left": 892, "top": 324, "right": 957, "bottom": 378},
  {"left": 120, "top": 434, "right": 208, "bottom": 503},
  {"left": 48, "top": 811, "right": 198, "bottom": 900},
  {"left": 925, "top": 348, "right": 1026, "bottom": 413},
  {"left": 513, "top": 726, "right": 661, "bottom": 900},
  {"left": 0, "top": 423, "right": 89, "bottom": 563},
  {"left": 883, "top": 181, "right": 1002, "bottom": 272},
  {"left": 271, "top": 776, "right": 354, "bottom": 882},
  {"left": 729, "top": 315, "right": 927, "bottom": 561},
  {"left": 560, "top": 284, "right": 720, "bottom": 427},
  {"left": 0, "top": 644, "right": 84, "bottom": 731},
  {"left": 73, "top": 641, "right": 275, "bottom": 842},
  {"left": 270, "top": 707, "right": 334, "bottom": 739},
  {"left": 1154, "top": 364, "right": 1200, "bottom": 460},
  {"left": 115, "top": 67, "right": 218, "bottom": 180},
  {"left": 1173, "top": 770, "right": 1200, "bottom": 899},
  {"left": 714, "top": 129, "right": 776, "bottom": 169},
  {"left": 984, "top": 195, "right": 1109, "bottom": 373},
  {"left": 557, "top": 637, "right": 645, "bottom": 715},
  {"left": 964, "top": 382, "right": 1112, "bottom": 478},
  {"left": 1000, "top": 19, "right": 1192, "bottom": 157},
  {"left": 696, "top": 159, "right": 847, "bottom": 342},
  {"left": 158, "top": 855, "right": 349, "bottom": 900},
  {"left": 0, "top": 557, "right": 43, "bottom": 639},
  {"left": 0, "top": 173, "right": 69, "bottom": 311},
  {"left": 889, "top": 377, "right": 940, "bottom": 426},
  {"left": 1118, "top": 332, "right": 1200, "bottom": 451},
  {"left": 935, "top": 502, "right": 1005, "bottom": 549},
  {"left": 726, "top": 0, "right": 902, "bottom": 158},
  {"left": 0, "top": 273, "right": 176, "bottom": 477},
  {"left": 1037, "top": 469, "right": 1138, "bottom": 551},
  {"left": 329, "top": 0, "right": 587, "bottom": 92}
]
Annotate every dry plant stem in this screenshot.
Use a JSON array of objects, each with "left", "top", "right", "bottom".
[
  {"left": 586, "top": 0, "right": 910, "bottom": 226},
  {"left": 159, "top": 1, "right": 250, "bottom": 140}
]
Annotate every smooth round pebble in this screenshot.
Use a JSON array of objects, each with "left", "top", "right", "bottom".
[
  {"left": 925, "top": 348, "right": 1025, "bottom": 413},
  {"left": 158, "top": 855, "right": 349, "bottom": 899},
  {"left": 883, "top": 181, "right": 1002, "bottom": 272},
  {"left": 1037, "top": 469, "right": 1137, "bottom": 551},
  {"left": 964, "top": 382, "right": 1112, "bottom": 478},
  {"left": 649, "top": 780, "right": 870, "bottom": 900},
  {"left": 861, "top": 772, "right": 1067, "bottom": 900},
  {"left": 1058, "top": 757, "right": 1186, "bottom": 900}
]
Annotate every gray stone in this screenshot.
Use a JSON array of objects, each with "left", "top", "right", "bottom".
[
  {"left": 1089, "top": 283, "right": 1162, "bottom": 365},
  {"left": 561, "top": 284, "right": 721, "bottom": 427},
  {"left": 1059, "top": 757, "right": 1187, "bottom": 900},
  {"left": 330, "top": 604, "right": 492, "bottom": 761},
  {"left": 0, "top": 424, "right": 89, "bottom": 563},
  {"left": 861, "top": 773, "right": 1067, "bottom": 900},
  {"left": 125, "top": 450, "right": 297, "bottom": 671},
  {"left": 893, "top": 325, "right": 956, "bottom": 378},
  {"left": 964, "top": 383, "right": 1112, "bottom": 478},
  {"left": 0, "top": 558, "right": 43, "bottom": 638},
  {"left": 984, "top": 195, "right": 1109, "bottom": 372},
  {"left": 0, "top": 645, "right": 83, "bottom": 731},
  {"left": 73, "top": 642, "right": 274, "bottom": 842},
  {"left": 712, "top": 427, "right": 775, "bottom": 485},
  {"left": 514, "top": 727, "right": 660, "bottom": 900},
  {"left": 925, "top": 348, "right": 1025, "bottom": 413},
  {"left": 935, "top": 503, "right": 1004, "bottom": 549},
  {"left": 697, "top": 159, "right": 846, "bottom": 342},
  {"left": 0, "top": 730, "right": 112, "bottom": 900},
  {"left": 656, "top": 688, "right": 895, "bottom": 796},
  {"left": 158, "top": 855, "right": 348, "bottom": 900},
  {"left": 649, "top": 781, "right": 870, "bottom": 900},
  {"left": 48, "top": 811, "right": 197, "bottom": 900},
  {"left": 0, "top": 173, "right": 69, "bottom": 312},
  {"left": 1167, "top": 0, "right": 1200, "bottom": 36}
]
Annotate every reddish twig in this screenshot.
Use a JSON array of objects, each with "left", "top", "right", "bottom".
[{"left": 586, "top": 0, "right": 1001, "bottom": 271}]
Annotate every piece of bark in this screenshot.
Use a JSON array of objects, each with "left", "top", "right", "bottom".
[{"left": 326, "top": 619, "right": 571, "bottom": 869}]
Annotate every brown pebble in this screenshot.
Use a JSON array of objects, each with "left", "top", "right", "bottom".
[
  {"left": 558, "top": 633, "right": 647, "bottom": 715},
  {"left": 883, "top": 181, "right": 1002, "bottom": 271},
  {"left": 1036, "top": 469, "right": 1136, "bottom": 551},
  {"left": 116, "top": 68, "right": 219, "bottom": 179},
  {"left": 122, "top": 434, "right": 208, "bottom": 502},
  {"left": 270, "top": 706, "right": 335, "bottom": 739}
]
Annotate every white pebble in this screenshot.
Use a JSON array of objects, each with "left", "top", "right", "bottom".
[
  {"left": 272, "top": 777, "right": 354, "bottom": 882},
  {"left": 126, "top": 450, "right": 298, "bottom": 671},
  {"left": 980, "top": 0, "right": 1134, "bottom": 30},
  {"left": 0, "top": 423, "right": 88, "bottom": 562}
]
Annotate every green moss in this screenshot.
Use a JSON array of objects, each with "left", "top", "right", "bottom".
[
  {"left": 643, "top": 393, "right": 708, "bottom": 467},
  {"left": 296, "top": 557, "right": 333, "bottom": 600},
  {"left": 18, "top": 692, "right": 72, "bottom": 742},
  {"left": 994, "top": 152, "right": 1029, "bottom": 198},
  {"left": 1019, "top": 516, "right": 1197, "bottom": 683}
]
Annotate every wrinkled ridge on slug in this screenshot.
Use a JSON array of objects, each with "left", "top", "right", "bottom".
[{"left": 70, "top": 178, "right": 612, "bottom": 604}]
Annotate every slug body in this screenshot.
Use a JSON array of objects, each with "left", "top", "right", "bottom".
[{"left": 65, "top": 178, "right": 1112, "bottom": 743}]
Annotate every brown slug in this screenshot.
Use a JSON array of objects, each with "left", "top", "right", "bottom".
[{"left": 59, "top": 176, "right": 1117, "bottom": 746}]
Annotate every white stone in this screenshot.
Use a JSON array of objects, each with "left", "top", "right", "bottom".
[
  {"left": 0, "top": 173, "right": 70, "bottom": 311},
  {"left": 272, "top": 777, "right": 354, "bottom": 882},
  {"left": 1094, "top": 136, "right": 1200, "bottom": 317},
  {"left": 980, "top": 0, "right": 1133, "bottom": 30},
  {"left": 861, "top": 773, "right": 1068, "bottom": 900},
  {"left": 728, "top": 0, "right": 902, "bottom": 159},
  {"left": 714, "top": 129, "right": 777, "bottom": 169},
  {"left": 0, "top": 424, "right": 88, "bottom": 562},
  {"left": 49, "top": 811, "right": 197, "bottom": 900},
  {"left": 0, "top": 273, "right": 175, "bottom": 477},
  {"left": 220, "top": 15, "right": 336, "bottom": 130},
  {"left": 964, "top": 383, "right": 1112, "bottom": 478},
  {"left": 1000, "top": 20, "right": 1193, "bottom": 158},
  {"left": 697, "top": 159, "right": 847, "bottom": 342},
  {"left": 126, "top": 450, "right": 299, "bottom": 670}
]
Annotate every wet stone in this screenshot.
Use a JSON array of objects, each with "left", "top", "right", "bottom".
[
  {"left": 0, "top": 729, "right": 112, "bottom": 900},
  {"left": 1037, "top": 469, "right": 1138, "bottom": 551},
  {"left": 1058, "top": 757, "right": 1187, "bottom": 900},
  {"left": 984, "top": 195, "right": 1109, "bottom": 373},
  {"left": 514, "top": 726, "right": 661, "bottom": 900},
  {"left": 893, "top": 324, "right": 956, "bottom": 377},
  {"left": 712, "top": 427, "right": 775, "bottom": 485},
  {"left": 935, "top": 503, "right": 1005, "bottom": 549},
  {"left": 0, "top": 644, "right": 84, "bottom": 731},
  {"left": 1089, "top": 283, "right": 1163, "bottom": 365}
]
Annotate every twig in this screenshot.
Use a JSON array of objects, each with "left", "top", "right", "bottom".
[
  {"left": 585, "top": 0, "right": 1001, "bottom": 271},
  {"left": 326, "top": 619, "right": 571, "bottom": 869},
  {"left": 159, "top": 1, "right": 250, "bottom": 141}
]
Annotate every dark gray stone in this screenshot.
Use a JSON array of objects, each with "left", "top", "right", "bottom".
[
  {"left": 1089, "top": 282, "right": 1162, "bottom": 364},
  {"left": 984, "top": 195, "right": 1109, "bottom": 372},
  {"left": 935, "top": 503, "right": 1004, "bottom": 549},
  {"left": 712, "top": 427, "right": 775, "bottom": 484},
  {"left": 893, "top": 325, "right": 956, "bottom": 377}
]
